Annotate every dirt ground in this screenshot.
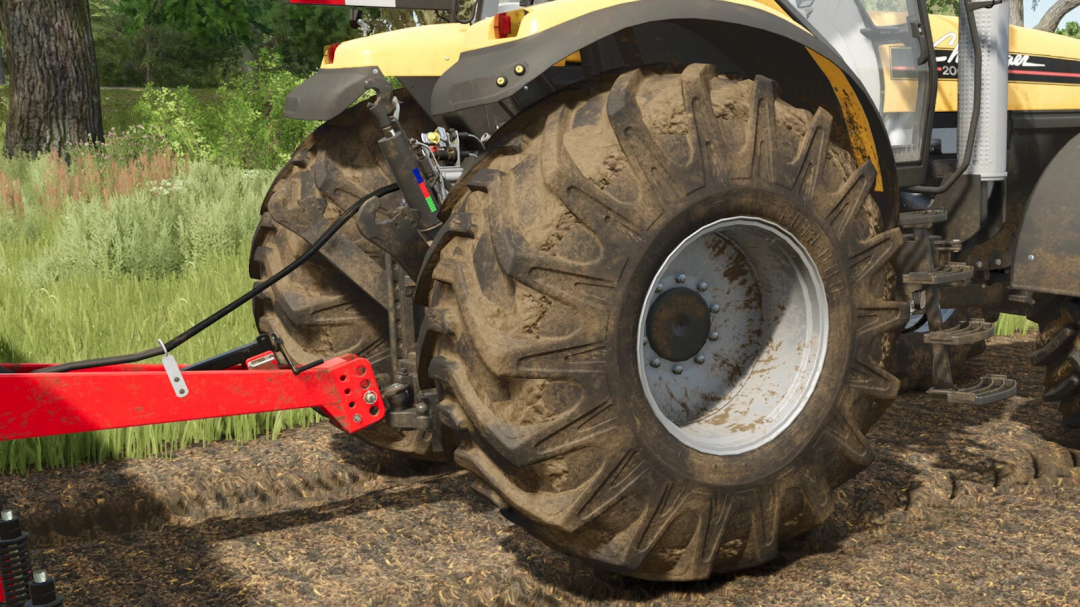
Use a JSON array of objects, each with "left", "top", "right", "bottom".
[{"left": 2, "top": 333, "right": 1078, "bottom": 606}]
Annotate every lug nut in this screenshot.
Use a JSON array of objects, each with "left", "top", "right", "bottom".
[
  {"left": 650, "top": 358, "right": 661, "bottom": 368},
  {"left": 710, "top": 304, "right": 720, "bottom": 313},
  {"left": 695, "top": 355, "right": 705, "bottom": 364},
  {"left": 675, "top": 274, "right": 687, "bottom": 283},
  {"left": 697, "top": 282, "right": 708, "bottom": 292},
  {"left": 364, "top": 391, "right": 378, "bottom": 405},
  {"left": 709, "top": 331, "right": 720, "bottom": 341},
  {"left": 672, "top": 365, "right": 683, "bottom": 375},
  {"left": 655, "top": 283, "right": 664, "bottom": 293},
  {"left": 994, "top": 258, "right": 1002, "bottom": 266}
]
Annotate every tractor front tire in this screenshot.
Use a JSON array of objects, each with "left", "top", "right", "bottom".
[
  {"left": 250, "top": 95, "right": 447, "bottom": 461},
  {"left": 425, "top": 67, "right": 906, "bottom": 580}
]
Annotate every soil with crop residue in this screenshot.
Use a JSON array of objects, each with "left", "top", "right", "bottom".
[{"left": 1, "top": 333, "right": 1078, "bottom": 606}]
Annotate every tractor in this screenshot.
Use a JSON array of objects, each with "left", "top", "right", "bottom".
[
  {"left": 5, "top": 0, "right": 1080, "bottom": 586},
  {"left": 258, "top": 0, "right": 1080, "bottom": 580}
]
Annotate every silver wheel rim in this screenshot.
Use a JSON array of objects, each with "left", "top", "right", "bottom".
[{"left": 637, "top": 216, "right": 829, "bottom": 456}]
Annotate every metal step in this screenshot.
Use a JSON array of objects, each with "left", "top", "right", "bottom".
[
  {"left": 928, "top": 375, "right": 1017, "bottom": 405},
  {"left": 903, "top": 262, "right": 974, "bottom": 286},
  {"left": 923, "top": 318, "right": 995, "bottom": 346},
  {"left": 899, "top": 209, "right": 948, "bottom": 227}
]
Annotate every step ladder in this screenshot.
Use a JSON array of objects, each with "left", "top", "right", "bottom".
[{"left": 900, "top": 209, "right": 1017, "bottom": 405}]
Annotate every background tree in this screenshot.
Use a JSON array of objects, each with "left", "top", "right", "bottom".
[
  {"left": 1032, "top": 0, "right": 1080, "bottom": 31},
  {"left": 0, "top": 0, "right": 103, "bottom": 157}
]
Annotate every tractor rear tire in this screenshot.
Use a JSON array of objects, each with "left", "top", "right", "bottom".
[
  {"left": 1030, "top": 296, "right": 1080, "bottom": 427},
  {"left": 425, "top": 67, "right": 906, "bottom": 580},
  {"left": 250, "top": 94, "right": 447, "bottom": 461}
]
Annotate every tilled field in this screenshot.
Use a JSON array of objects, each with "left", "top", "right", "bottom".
[{"left": 2, "top": 334, "right": 1078, "bottom": 606}]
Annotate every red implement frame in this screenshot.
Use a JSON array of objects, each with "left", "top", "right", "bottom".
[{"left": 0, "top": 355, "right": 384, "bottom": 442}]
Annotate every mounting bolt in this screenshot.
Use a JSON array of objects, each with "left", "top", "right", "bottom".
[
  {"left": 655, "top": 284, "right": 664, "bottom": 293},
  {"left": 697, "top": 282, "right": 708, "bottom": 292},
  {"left": 994, "top": 258, "right": 1002, "bottom": 266},
  {"left": 675, "top": 274, "right": 687, "bottom": 283},
  {"left": 496, "top": 76, "right": 507, "bottom": 87},
  {"left": 709, "top": 331, "right": 720, "bottom": 341},
  {"left": 695, "top": 355, "right": 705, "bottom": 364},
  {"left": 514, "top": 64, "right": 526, "bottom": 75},
  {"left": 650, "top": 358, "right": 661, "bottom": 368},
  {"left": 1, "top": 509, "right": 12, "bottom": 521},
  {"left": 710, "top": 304, "right": 720, "bottom": 313},
  {"left": 672, "top": 365, "right": 683, "bottom": 375},
  {"left": 364, "top": 391, "right": 378, "bottom": 405},
  {"left": 975, "top": 260, "right": 983, "bottom": 268},
  {"left": 1027, "top": 254, "right": 1035, "bottom": 261},
  {"left": 353, "top": 414, "right": 362, "bottom": 423},
  {"left": 416, "top": 402, "right": 429, "bottom": 415}
]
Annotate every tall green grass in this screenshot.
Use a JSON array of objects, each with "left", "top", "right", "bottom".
[
  {"left": 994, "top": 313, "right": 1038, "bottom": 336},
  {"left": 0, "top": 154, "right": 320, "bottom": 475}
]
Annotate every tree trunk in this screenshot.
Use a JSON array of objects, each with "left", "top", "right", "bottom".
[
  {"left": 0, "top": 35, "right": 7, "bottom": 86},
  {"left": 0, "top": 0, "right": 103, "bottom": 157},
  {"left": 1034, "top": 0, "right": 1080, "bottom": 31},
  {"left": 1010, "top": 0, "right": 1024, "bottom": 26}
]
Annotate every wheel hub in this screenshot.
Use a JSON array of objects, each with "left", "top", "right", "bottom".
[
  {"left": 645, "top": 288, "right": 711, "bottom": 362},
  {"left": 637, "top": 216, "right": 828, "bottom": 456}
]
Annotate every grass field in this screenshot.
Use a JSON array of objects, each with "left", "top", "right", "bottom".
[{"left": 0, "top": 152, "right": 321, "bottom": 475}]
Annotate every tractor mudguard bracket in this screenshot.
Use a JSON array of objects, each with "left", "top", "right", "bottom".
[{"left": 0, "top": 352, "right": 385, "bottom": 442}]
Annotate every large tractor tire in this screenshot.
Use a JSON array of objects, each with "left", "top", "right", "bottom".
[
  {"left": 250, "top": 94, "right": 447, "bottom": 460},
  {"left": 425, "top": 66, "right": 906, "bottom": 580},
  {"left": 1030, "top": 296, "right": 1080, "bottom": 427}
]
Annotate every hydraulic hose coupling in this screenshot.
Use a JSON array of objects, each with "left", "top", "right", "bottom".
[
  {"left": 0, "top": 510, "right": 32, "bottom": 606},
  {"left": 24, "top": 570, "right": 63, "bottom": 607}
]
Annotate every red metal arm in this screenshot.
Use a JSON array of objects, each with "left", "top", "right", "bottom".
[{"left": 0, "top": 355, "right": 384, "bottom": 442}]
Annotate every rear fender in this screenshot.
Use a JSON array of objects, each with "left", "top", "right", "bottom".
[
  {"left": 1011, "top": 132, "right": 1080, "bottom": 297},
  {"left": 431, "top": 0, "right": 897, "bottom": 219}
]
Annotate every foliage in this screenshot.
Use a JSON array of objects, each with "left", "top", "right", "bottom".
[
  {"left": 128, "top": 51, "right": 309, "bottom": 169},
  {"left": 1058, "top": 21, "right": 1080, "bottom": 38},
  {"left": 0, "top": 153, "right": 319, "bottom": 474},
  {"left": 91, "top": 0, "right": 244, "bottom": 87}
]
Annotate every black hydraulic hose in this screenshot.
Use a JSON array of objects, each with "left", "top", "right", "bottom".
[
  {"left": 37, "top": 183, "right": 401, "bottom": 374},
  {"left": 907, "top": 0, "right": 984, "bottom": 195}
]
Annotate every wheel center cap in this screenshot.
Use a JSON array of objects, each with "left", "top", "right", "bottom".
[{"left": 645, "top": 287, "right": 710, "bottom": 362}]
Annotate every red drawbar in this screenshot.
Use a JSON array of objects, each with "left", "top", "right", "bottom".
[{"left": 0, "top": 355, "right": 384, "bottom": 441}]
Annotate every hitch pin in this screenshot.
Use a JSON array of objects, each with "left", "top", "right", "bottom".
[{"left": 159, "top": 339, "right": 189, "bottom": 398}]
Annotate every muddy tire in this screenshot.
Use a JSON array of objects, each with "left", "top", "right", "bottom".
[
  {"left": 890, "top": 308, "right": 988, "bottom": 391},
  {"left": 1030, "top": 296, "right": 1080, "bottom": 427},
  {"left": 425, "top": 67, "right": 906, "bottom": 580},
  {"left": 250, "top": 95, "right": 447, "bottom": 460}
]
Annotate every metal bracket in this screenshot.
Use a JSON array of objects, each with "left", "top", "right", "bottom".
[
  {"left": 159, "top": 340, "right": 188, "bottom": 398},
  {"left": 358, "top": 199, "right": 429, "bottom": 279}
]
